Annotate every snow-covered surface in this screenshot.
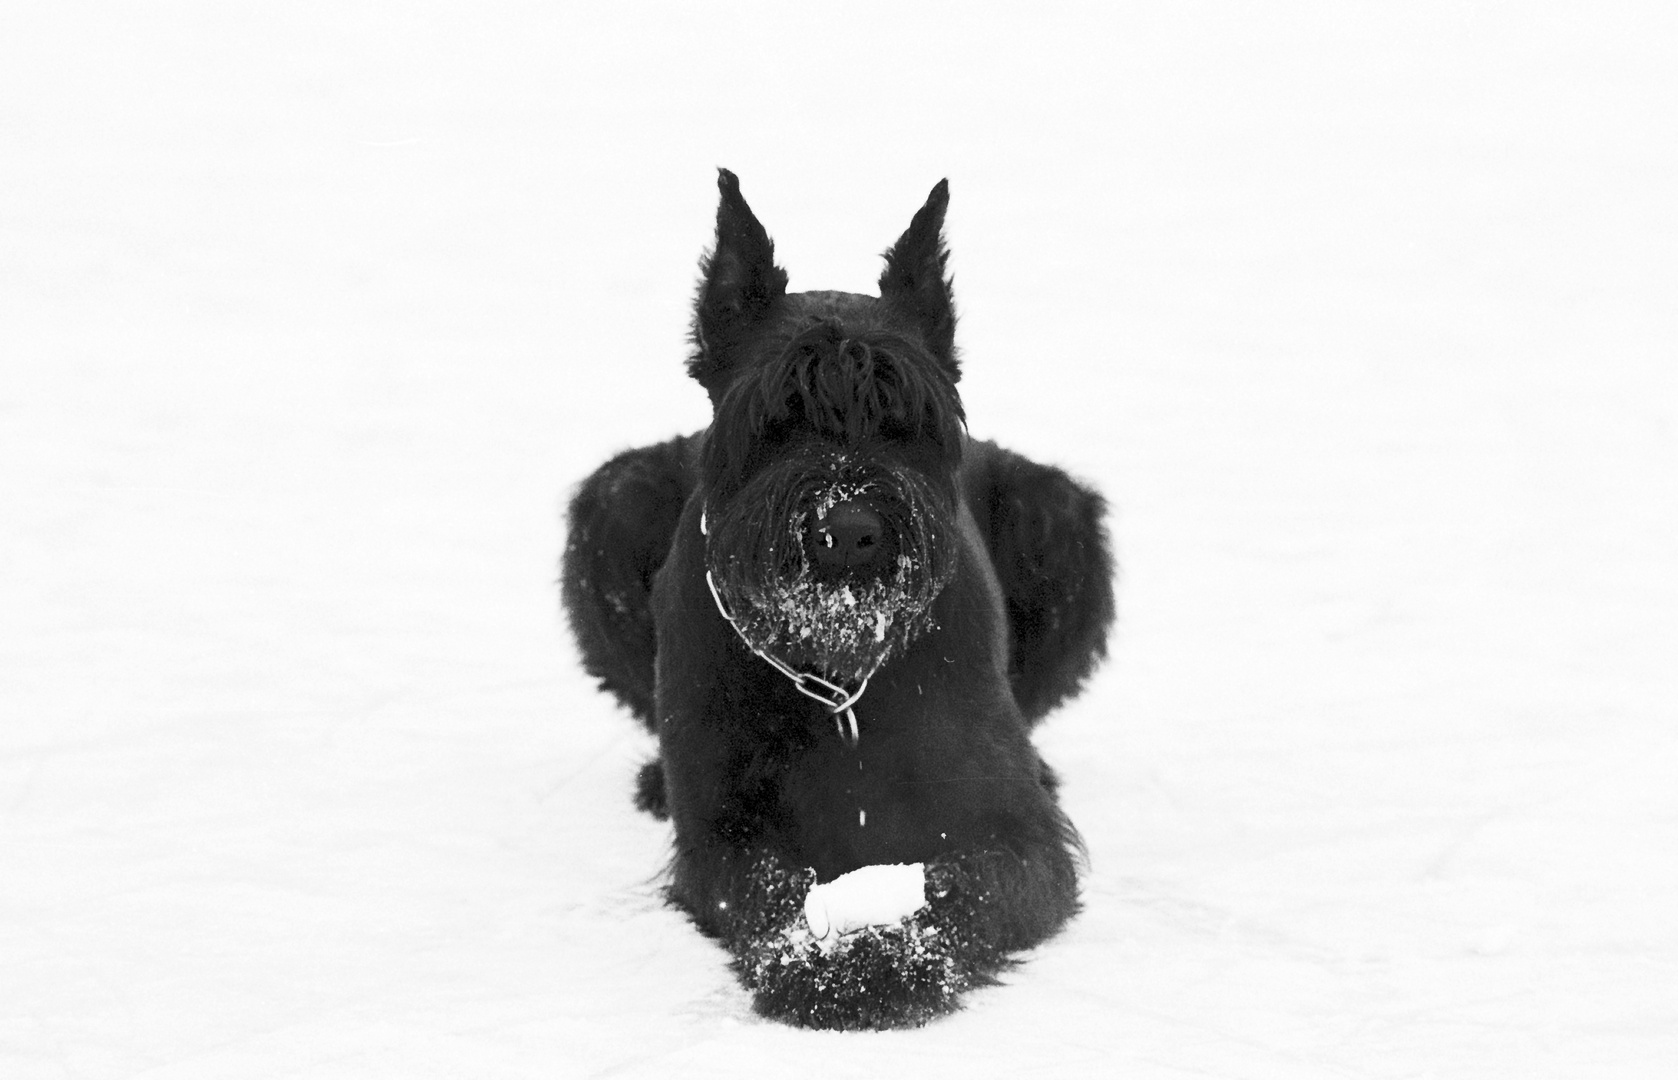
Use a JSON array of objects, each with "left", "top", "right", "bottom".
[{"left": 4, "top": 3, "right": 1675, "bottom": 1076}]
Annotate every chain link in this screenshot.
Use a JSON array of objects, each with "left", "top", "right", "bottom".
[{"left": 705, "top": 567, "right": 874, "bottom": 746}]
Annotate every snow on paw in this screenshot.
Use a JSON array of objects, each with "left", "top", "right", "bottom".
[{"left": 737, "top": 915, "right": 973, "bottom": 1030}]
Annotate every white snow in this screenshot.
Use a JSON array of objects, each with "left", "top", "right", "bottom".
[{"left": 3, "top": 2, "right": 1675, "bottom": 1077}]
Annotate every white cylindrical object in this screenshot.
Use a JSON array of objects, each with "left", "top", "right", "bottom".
[{"left": 804, "top": 862, "right": 927, "bottom": 939}]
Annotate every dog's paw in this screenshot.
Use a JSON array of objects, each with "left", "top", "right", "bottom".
[{"left": 735, "top": 914, "right": 976, "bottom": 1030}]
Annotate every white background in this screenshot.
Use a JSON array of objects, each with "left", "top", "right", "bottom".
[{"left": 3, "top": 2, "right": 1674, "bottom": 1076}]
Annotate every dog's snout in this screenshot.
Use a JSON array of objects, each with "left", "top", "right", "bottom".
[{"left": 812, "top": 499, "right": 885, "bottom": 569}]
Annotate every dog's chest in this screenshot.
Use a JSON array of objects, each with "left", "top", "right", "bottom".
[{"left": 778, "top": 729, "right": 966, "bottom": 881}]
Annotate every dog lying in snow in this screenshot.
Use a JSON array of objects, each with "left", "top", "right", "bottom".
[{"left": 562, "top": 170, "right": 1114, "bottom": 1028}]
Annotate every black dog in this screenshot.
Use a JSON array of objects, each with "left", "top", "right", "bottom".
[{"left": 562, "top": 171, "right": 1113, "bottom": 1029}]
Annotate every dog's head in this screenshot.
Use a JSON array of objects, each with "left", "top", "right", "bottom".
[{"left": 691, "top": 170, "right": 966, "bottom": 683}]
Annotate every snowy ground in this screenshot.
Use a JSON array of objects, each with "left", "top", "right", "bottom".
[{"left": 4, "top": 3, "right": 1675, "bottom": 1076}]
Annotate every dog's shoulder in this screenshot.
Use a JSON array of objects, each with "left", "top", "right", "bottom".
[
  {"left": 561, "top": 433, "right": 702, "bottom": 727},
  {"left": 574, "top": 434, "right": 699, "bottom": 517},
  {"left": 959, "top": 437, "right": 1115, "bottom": 722}
]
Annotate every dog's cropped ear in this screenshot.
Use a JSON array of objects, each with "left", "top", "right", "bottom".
[
  {"left": 689, "top": 169, "right": 788, "bottom": 403},
  {"left": 879, "top": 179, "right": 958, "bottom": 378}
]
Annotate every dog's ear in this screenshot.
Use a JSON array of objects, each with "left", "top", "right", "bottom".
[
  {"left": 689, "top": 169, "right": 788, "bottom": 402},
  {"left": 879, "top": 179, "right": 958, "bottom": 378}
]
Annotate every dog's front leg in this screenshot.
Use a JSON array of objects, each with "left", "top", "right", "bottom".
[
  {"left": 714, "top": 840, "right": 1078, "bottom": 1030},
  {"left": 661, "top": 737, "right": 1079, "bottom": 1031},
  {"left": 657, "top": 734, "right": 989, "bottom": 1030},
  {"left": 667, "top": 838, "right": 816, "bottom": 947}
]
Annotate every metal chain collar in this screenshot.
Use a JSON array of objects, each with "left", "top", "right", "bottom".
[{"left": 701, "top": 508, "right": 873, "bottom": 747}]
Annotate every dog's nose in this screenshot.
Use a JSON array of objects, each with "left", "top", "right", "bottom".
[{"left": 812, "top": 500, "right": 885, "bottom": 569}]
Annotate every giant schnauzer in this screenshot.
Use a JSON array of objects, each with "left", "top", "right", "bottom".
[{"left": 562, "top": 170, "right": 1113, "bottom": 1029}]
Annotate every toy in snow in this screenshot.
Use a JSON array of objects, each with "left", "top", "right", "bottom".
[{"left": 804, "top": 863, "right": 927, "bottom": 941}]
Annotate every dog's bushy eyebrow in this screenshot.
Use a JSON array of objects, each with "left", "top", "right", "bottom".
[
  {"left": 749, "top": 324, "right": 966, "bottom": 447},
  {"left": 702, "top": 321, "right": 966, "bottom": 499}
]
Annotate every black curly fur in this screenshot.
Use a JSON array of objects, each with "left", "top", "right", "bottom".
[
  {"left": 681, "top": 850, "right": 1071, "bottom": 1029},
  {"left": 966, "top": 445, "right": 1117, "bottom": 723},
  {"left": 561, "top": 436, "right": 694, "bottom": 730},
  {"left": 634, "top": 760, "right": 668, "bottom": 820},
  {"left": 560, "top": 170, "right": 1113, "bottom": 1028}
]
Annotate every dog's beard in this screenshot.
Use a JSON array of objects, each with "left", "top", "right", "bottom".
[{"left": 705, "top": 462, "right": 955, "bottom": 684}]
